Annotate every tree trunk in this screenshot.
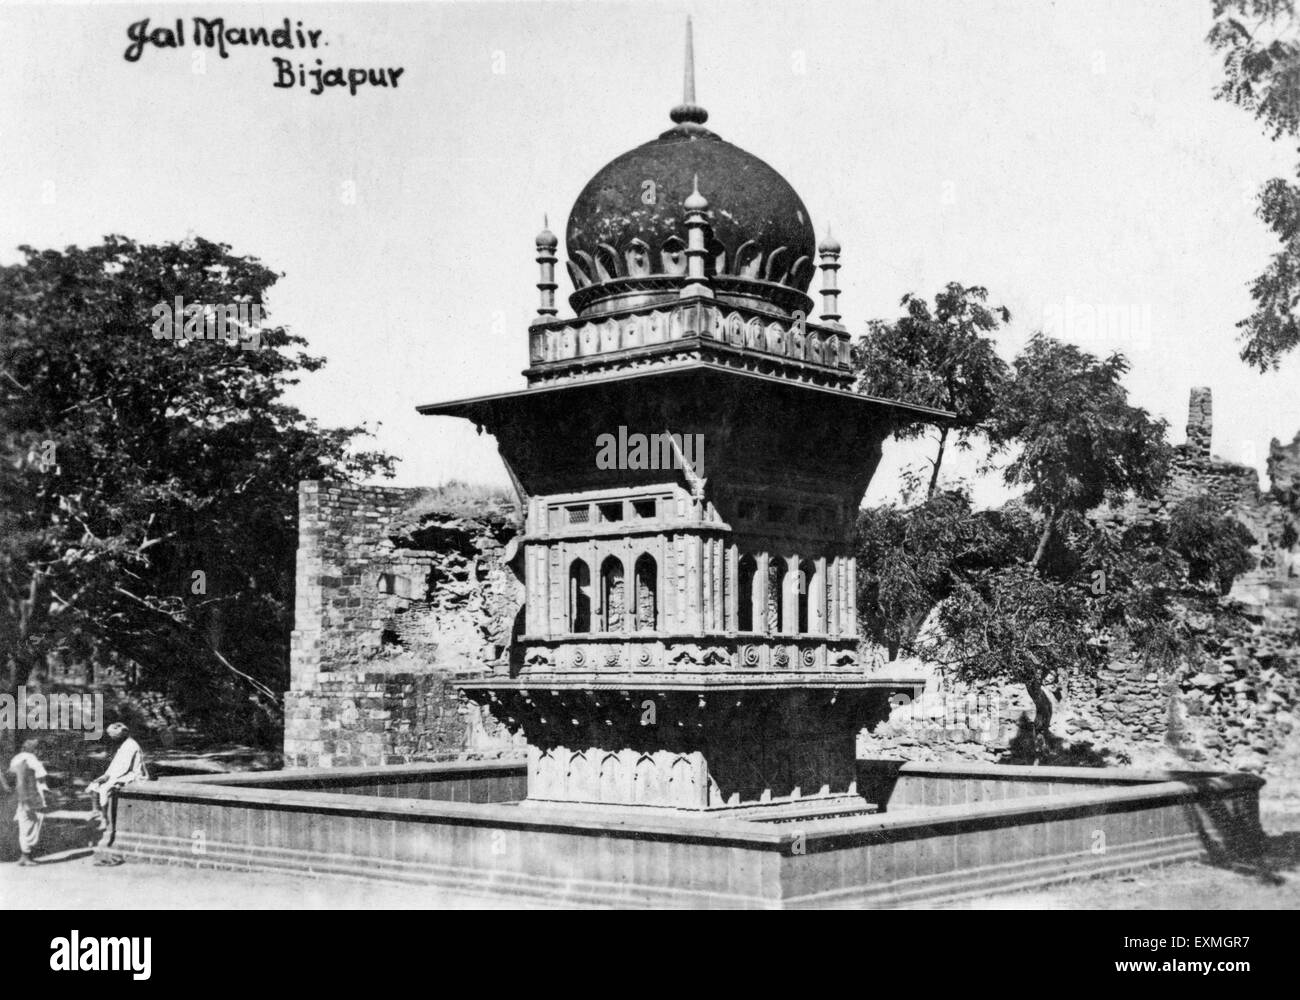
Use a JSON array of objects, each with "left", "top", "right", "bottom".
[
  {"left": 3, "top": 571, "right": 47, "bottom": 761},
  {"left": 1030, "top": 510, "right": 1056, "bottom": 570},
  {"left": 926, "top": 426, "right": 950, "bottom": 499},
  {"left": 1026, "top": 677, "right": 1054, "bottom": 760}
]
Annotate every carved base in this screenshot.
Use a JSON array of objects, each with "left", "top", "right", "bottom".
[{"left": 460, "top": 686, "right": 902, "bottom": 813}]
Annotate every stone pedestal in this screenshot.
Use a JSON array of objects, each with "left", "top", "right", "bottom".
[{"left": 462, "top": 683, "right": 901, "bottom": 815}]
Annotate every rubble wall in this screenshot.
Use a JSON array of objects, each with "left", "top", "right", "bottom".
[{"left": 284, "top": 481, "right": 526, "bottom": 768}]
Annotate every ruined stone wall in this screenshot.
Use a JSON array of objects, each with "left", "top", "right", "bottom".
[
  {"left": 284, "top": 481, "right": 527, "bottom": 768},
  {"left": 1097, "top": 387, "right": 1299, "bottom": 604},
  {"left": 859, "top": 608, "right": 1300, "bottom": 780},
  {"left": 1269, "top": 430, "right": 1300, "bottom": 511},
  {"left": 1105, "top": 388, "right": 1274, "bottom": 540},
  {"left": 1070, "top": 610, "right": 1300, "bottom": 774}
]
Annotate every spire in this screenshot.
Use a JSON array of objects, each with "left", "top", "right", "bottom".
[
  {"left": 683, "top": 15, "right": 696, "bottom": 104},
  {"left": 818, "top": 227, "right": 843, "bottom": 327},
  {"left": 670, "top": 17, "right": 709, "bottom": 126},
  {"left": 681, "top": 175, "right": 713, "bottom": 299},
  {"left": 534, "top": 214, "right": 559, "bottom": 320}
]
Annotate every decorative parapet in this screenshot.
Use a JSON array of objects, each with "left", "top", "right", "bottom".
[
  {"left": 504, "top": 635, "right": 871, "bottom": 681},
  {"left": 526, "top": 297, "right": 852, "bottom": 386}
]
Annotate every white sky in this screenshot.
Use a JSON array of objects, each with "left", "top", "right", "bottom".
[{"left": 2, "top": 0, "right": 1297, "bottom": 508}]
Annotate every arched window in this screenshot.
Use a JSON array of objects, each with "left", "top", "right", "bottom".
[
  {"left": 601, "top": 555, "right": 626, "bottom": 633},
  {"left": 768, "top": 557, "right": 788, "bottom": 634},
  {"left": 798, "top": 558, "right": 817, "bottom": 634},
  {"left": 634, "top": 554, "right": 657, "bottom": 632},
  {"left": 737, "top": 555, "right": 757, "bottom": 632},
  {"left": 568, "top": 559, "right": 591, "bottom": 634}
]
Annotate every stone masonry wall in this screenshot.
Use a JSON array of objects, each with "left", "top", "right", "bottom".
[
  {"left": 1097, "top": 387, "right": 1300, "bottom": 605},
  {"left": 284, "top": 481, "right": 527, "bottom": 768},
  {"left": 860, "top": 607, "right": 1300, "bottom": 780}
]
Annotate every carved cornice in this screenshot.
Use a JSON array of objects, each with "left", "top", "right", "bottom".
[
  {"left": 507, "top": 636, "right": 870, "bottom": 680},
  {"left": 526, "top": 298, "right": 852, "bottom": 389}
]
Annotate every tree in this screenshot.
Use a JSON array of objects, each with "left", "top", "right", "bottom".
[
  {"left": 911, "top": 336, "right": 1171, "bottom": 752},
  {"left": 921, "top": 564, "right": 1095, "bottom": 751},
  {"left": 853, "top": 283, "right": 1010, "bottom": 497},
  {"left": 1209, "top": 0, "right": 1300, "bottom": 369},
  {"left": 0, "top": 235, "right": 393, "bottom": 743},
  {"left": 988, "top": 335, "right": 1172, "bottom": 569},
  {"left": 1079, "top": 517, "right": 1197, "bottom": 680},
  {"left": 855, "top": 490, "right": 1033, "bottom": 658},
  {"left": 1167, "top": 495, "right": 1258, "bottom": 594}
]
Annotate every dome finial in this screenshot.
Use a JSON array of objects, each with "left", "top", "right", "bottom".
[
  {"left": 684, "top": 173, "right": 709, "bottom": 211},
  {"left": 536, "top": 214, "right": 558, "bottom": 249},
  {"left": 670, "top": 17, "right": 709, "bottom": 126}
]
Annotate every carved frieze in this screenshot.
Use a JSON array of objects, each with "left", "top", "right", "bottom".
[
  {"left": 526, "top": 301, "right": 851, "bottom": 385},
  {"left": 514, "top": 637, "right": 862, "bottom": 682}
]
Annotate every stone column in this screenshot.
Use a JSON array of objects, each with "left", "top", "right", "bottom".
[
  {"left": 726, "top": 544, "right": 739, "bottom": 632},
  {"left": 814, "top": 556, "right": 828, "bottom": 634},
  {"left": 783, "top": 553, "right": 800, "bottom": 634},
  {"left": 1186, "top": 386, "right": 1212, "bottom": 458}
]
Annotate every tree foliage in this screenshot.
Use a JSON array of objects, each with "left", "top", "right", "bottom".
[
  {"left": 1209, "top": 0, "right": 1300, "bottom": 369},
  {"left": 854, "top": 490, "right": 1033, "bottom": 658},
  {"left": 0, "top": 235, "right": 393, "bottom": 742},
  {"left": 851, "top": 324, "right": 1262, "bottom": 754},
  {"left": 988, "top": 335, "right": 1172, "bottom": 567},
  {"left": 1167, "top": 495, "right": 1258, "bottom": 594},
  {"left": 853, "top": 283, "right": 1009, "bottom": 497},
  {"left": 922, "top": 563, "right": 1096, "bottom": 741}
]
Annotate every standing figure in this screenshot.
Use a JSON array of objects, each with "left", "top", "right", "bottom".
[{"left": 9, "top": 738, "right": 49, "bottom": 866}]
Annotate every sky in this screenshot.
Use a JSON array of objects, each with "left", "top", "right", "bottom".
[{"left": 2, "top": 0, "right": 1297, "bottom": 508}]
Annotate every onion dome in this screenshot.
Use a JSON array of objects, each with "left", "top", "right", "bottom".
[{"left": 563, "top": 19, "right": 816, "bottom": 318}]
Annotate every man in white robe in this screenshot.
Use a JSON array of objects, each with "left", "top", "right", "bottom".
[
  {"left": 87, "top": 723, "right": 148, "bottom": 848},
  {"left": 9, "top": 738, "right": 49, "bottom": 865}
]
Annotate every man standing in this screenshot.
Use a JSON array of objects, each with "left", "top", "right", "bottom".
[
  {"left": 87, "top": 722, "right": 148, "bottom": 848},
  {"left": 0, "top": 759, "right": 12, "bottom": 863},
  {"left": 9, "top": 738, "right": 49, "bottom": 866}
]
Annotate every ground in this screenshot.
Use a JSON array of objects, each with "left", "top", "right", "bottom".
[{"left": 0, "top": 847, "right": 528, "bottom": 910}]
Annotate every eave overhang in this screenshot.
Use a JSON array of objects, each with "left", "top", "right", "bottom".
[{"left": 417, "top": 361, "right": 953, "bottom": 426}]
